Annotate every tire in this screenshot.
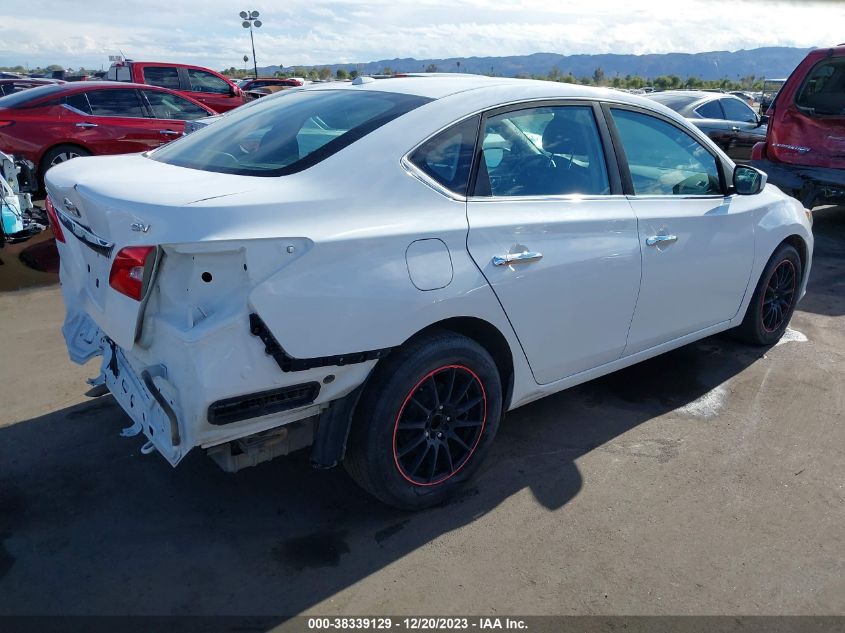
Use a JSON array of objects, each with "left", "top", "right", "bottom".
[
  {"left": 735, "top": 243, "right": 802, "bottom": 346},
  {"left": 344, "top": 330, "right": 503, "bottom": 510},
  {"left": 41, "top": 145, "right": 91, "bottom": 175}
]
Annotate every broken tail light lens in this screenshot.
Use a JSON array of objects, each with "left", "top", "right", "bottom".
[
  {"left": 44, "top": 196, "right": 65, "bottom": 243},
  {"left": 109, "top": 246, "right": 155, "bottom": 301}
]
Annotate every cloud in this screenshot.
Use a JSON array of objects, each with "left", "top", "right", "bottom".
[{"left": 0, "top": 0, "right": 842, "bottom": 70}]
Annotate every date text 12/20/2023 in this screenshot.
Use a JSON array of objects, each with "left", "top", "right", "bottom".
[{"left": 306, "top": 617, "right": 528, "bottom": 630}]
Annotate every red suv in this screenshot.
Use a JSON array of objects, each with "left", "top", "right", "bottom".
[
  {"left": 0, "top": 81, "right": 216, "bottom": 182},
  {"left": 751, "top": 45, "right": 845, "bottom": 209},
  {"left": 107, "top": 61, "right": 245, "bottom": 113}
]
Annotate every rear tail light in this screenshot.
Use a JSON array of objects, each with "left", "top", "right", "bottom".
[
  {"left": 0, "top": 121, "right": 14, "bottom": 128},
  {"left": 44, "top": 197, "right": 65, "bottom": 242},
  {"left": 109, "top": 246, "right": 156, "bottom": 301},
  {"left": 751, "top": 142, "right": 767, "bottom": 161}
]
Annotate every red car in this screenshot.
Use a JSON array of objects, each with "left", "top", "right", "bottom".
[
  {"left": 0, "top": 81, "right": 216, "bottom": 181},
  {"left": 106, "top": 61, "right": 246, "bottom": 113},
  {"left": 0, "top": 78, "right": 65, "bottom": 96},
  {"left": 751, "top": 44, "right": 845, "bottom": 208}
]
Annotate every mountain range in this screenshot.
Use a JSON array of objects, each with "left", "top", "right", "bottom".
[{"left": 259, "top": 46, "right": 813, "bottom": 80}]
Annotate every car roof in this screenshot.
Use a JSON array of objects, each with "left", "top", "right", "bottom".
[
  {"left": 36, "top": 81, "right": 183, "bottom": 92},
  {"left": 302, "top": 74, "right": 663, "bottom": 106}
]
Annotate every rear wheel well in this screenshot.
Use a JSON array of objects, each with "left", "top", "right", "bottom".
[
  {"left": 411, "top": 317, "right": 515, "bottom": 410},
  {"left": 39, "top": 143, "right": 91, "bottom": 179}
]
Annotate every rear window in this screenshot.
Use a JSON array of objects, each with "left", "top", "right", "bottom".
[
  {"left": 694, "top": 100, "right": 724, "bottom": 119},
  {"left": 796, "top": 58, "right": 845, "bottom": 115},
  {"left": 151, "top": 89, "right": 431, "bottom": 176},
  {"left": 648, "top": 93, "right": 700, "bottom": 111},
  {"left": 0, "top": 84, "right": 65, "bottom": 108}
]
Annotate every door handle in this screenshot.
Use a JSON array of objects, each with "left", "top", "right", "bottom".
[
  {"left": 731, "top": 126, "right": 741, "bottom": 132},
  {"left": 158, "top": 129, "right": 180, "bottom": 135},
  {"left": 75, "top": 122, "right": 98, "bottom": 128},
  {"left": 492, "top": 251, "right": 543, "bottom": 266},
  {"left": 646, "top": 235, "right": 678, "bottom": 247}
]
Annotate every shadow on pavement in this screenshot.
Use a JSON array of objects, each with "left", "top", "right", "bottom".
[
  {"left": 799, "top": 205, "right": 845, "bottom": 318},
  {"left": 0, "top": 336, "right": 767, "bottom": 617}
]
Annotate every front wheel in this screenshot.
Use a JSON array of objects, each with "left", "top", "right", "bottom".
[
  {"left": 735, "top": 243, "right": 802, "bottom": 346},
  {"left": 344, "top": 331, "right": 502, "bottom": 510}
]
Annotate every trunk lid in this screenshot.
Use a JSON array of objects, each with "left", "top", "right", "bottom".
[{"left": 45, "top": 153, "right": 255, "bottom": 349}]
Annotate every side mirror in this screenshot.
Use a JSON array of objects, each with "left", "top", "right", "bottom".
[
  {"left": 757, "top": 114, "right": 769, "bottom": 127},
  {"left": 733, "top": 165, "right": 767, "bottom": 195}
]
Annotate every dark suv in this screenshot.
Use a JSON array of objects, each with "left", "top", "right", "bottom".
[{"left": 751, "top": 45, "right": 845, "bottom": 209}]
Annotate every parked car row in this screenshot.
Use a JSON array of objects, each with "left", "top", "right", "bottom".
[{"left": 0, "top": 82, "right": 216, "bottom": 183}]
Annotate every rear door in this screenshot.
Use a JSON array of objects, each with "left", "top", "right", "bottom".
[
  {"left": 607, "top": 106, "right": 755, "bottom": 355},
  {"left": 465, "top": 102, "right": 641, "bottom": 384},
  {"left": 691, "top": 99, "right": 735, "bottom": 155},
  {"left": 64, "top": 88, "right": 164, "bottom": 154},
  {"left": 718, "top": 97, "right": 764, "bottom": 161}
]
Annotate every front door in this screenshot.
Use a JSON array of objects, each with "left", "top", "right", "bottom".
[
  {"left": 607, "top": 107, "right": 755, "bottom": 355},
  {"left": 466, "top": 103, "right": 641, "bottom": 385}
]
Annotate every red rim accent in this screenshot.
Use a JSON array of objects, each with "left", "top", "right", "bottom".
[
  {"left": 760, "top": 259, "right": 797, "bottom": 333},
  {"left": 392, "top": 364, "right": 487, "bottom": 487}
]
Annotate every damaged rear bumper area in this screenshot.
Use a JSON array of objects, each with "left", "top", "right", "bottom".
[{"left": 61, "top": 307, "right": 377, "bottom": 469}]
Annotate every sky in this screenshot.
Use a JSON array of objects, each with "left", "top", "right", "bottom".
[{"left": 1, "top": 0, "right": 843, "bottom": 71}]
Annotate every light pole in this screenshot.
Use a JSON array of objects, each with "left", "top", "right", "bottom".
[{"left": 239, "top": 10, "right": 262, "bottom": 78}]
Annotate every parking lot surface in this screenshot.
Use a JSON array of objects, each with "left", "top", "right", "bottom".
[{"left": 0, "top": 208, "right": 843, "bottom": 617}]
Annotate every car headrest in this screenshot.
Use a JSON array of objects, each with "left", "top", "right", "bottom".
[{"left": 542, "top": 115, "right": 588, "bottom": 155}]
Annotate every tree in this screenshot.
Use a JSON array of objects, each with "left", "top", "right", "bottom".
[
  {"left": 425, "top": 63, "right": 438, "bottom": 73},
  {"left": 336, "top": 68, "right": 349, "bottom": 80},
  {"left": 318, "top": 67, "right": 332, "bottom": 80},
  {"left": 381, "top": 66, "right": 393, "bottom": 75},
  {"left": 349, "top": 69, "right": 359, "bottom": 79},
  {"left": 592, "top": 67, "right": 605, "bottom": 86}
]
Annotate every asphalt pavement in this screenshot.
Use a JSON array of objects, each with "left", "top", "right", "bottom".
[{"left": 0, "top": 207, "right": 843, "bottom": 618}]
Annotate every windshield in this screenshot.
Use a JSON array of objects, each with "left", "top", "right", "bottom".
[
  {"left": 0, "top": 83, "right": 65, "bottom": 108},
  {"left": 151, "top": 88, "right": 431, "bottom": 176}
]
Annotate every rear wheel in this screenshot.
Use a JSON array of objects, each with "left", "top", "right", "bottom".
[
  {"left": 41, "top": 144, "right": 91, "bottom": 173},
  {"left": 735, "top": 243, "right": 802, "bottom": 345},
  {"left": 344, "top": 330, "right": 502, "bottom": 510}
]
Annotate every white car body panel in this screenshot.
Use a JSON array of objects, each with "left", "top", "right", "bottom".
[
  {"left": 46, "top": 77, "right": 813, "bottom": 469},
  {"left": 466, "top": 195, "right": 641, "bottom": 384}
]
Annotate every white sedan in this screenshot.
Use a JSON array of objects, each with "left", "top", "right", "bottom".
[{"left": 46, "top": 76, "right": 813, "bottom": 510}]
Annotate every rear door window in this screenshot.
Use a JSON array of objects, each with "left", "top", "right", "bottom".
[
  {"left": 796, "top": 58, "right": 845, "bottom": 115},
  {"left": 86, "top": 89, "right": 146, "bottom": 118},
  {"left": 694, "top": 100, "right": 724, "bottom": 119},
  {"left": 143, "top": 66, "right": 181, "bottom": 90},
  {"left": 65, "top": 93, "right": 92, "bottom": 114},
  {"left": 474, "top": 105, "right": 610, "bottom": 197},
  {"left": 142, "top": 90, "right": 209, "bottom": 120},
  {"left": 187, "top": 69, "right": 230, "bottom": 94}
]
